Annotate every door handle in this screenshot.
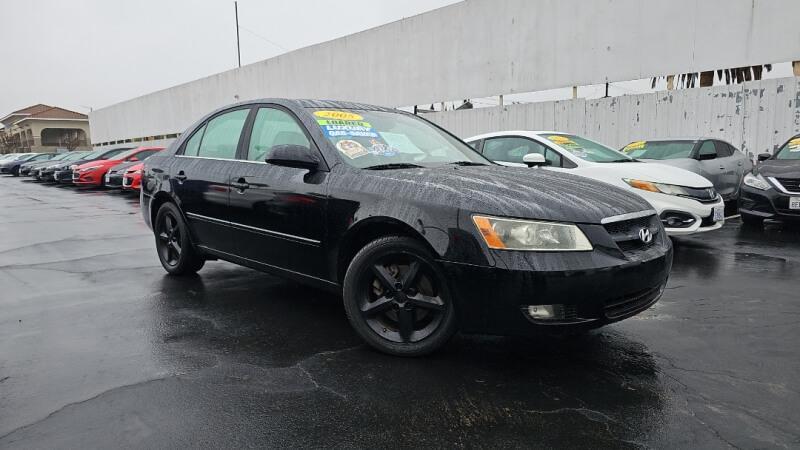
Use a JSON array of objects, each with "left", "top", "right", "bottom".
[
  {"left": 175, "top": 171, "right": 187, "bottom": 182},
  {"left": 232, "top": 177, "right": 250, "bottom": 193}
]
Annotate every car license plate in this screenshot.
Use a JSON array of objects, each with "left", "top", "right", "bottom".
[
  {"left": 713, "top": 206, "right": 724, "bottom": 222},
  {"left": 790, "top": 197, "right": 800, "bottom": 210},
  {"left": 105, "top": 175, "right": 110, "bottom": 183}
]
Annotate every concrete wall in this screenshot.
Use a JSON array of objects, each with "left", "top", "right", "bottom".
[
  {"left": 426, "top": 77, "right": 800, "bottom": 157},
  {"left": 90, "top": 0, "right": 800, "bottom": 145}
]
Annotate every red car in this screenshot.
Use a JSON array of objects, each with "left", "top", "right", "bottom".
[
  {"left": 121, "top": 162, "right": 145, "bottom": 191},
  {"left": 73, "top": 146, "right": 163, "bottom": 187}
]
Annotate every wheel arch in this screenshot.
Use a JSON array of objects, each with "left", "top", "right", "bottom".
[{"left": 335, "top": 216, "right": 439, "bottom": 284}]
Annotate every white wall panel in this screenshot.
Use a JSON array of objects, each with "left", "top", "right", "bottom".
[
  {"left": 429, "top": 77, "right": 800, "bottom": 159},
  {"left": 90, "top": 0, "right": 800, "bottom": 144}
]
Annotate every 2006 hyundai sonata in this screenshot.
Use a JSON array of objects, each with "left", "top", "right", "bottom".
[{"left": 141, "top": 99, "right": 673, "bottom": 356}]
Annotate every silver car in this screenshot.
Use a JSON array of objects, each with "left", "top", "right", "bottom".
[{"left": 621, "top": 137, "right": 752, "bottom": 202}]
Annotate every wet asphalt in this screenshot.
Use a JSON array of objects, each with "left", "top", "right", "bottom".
[{"left": 0, "top": 175, "right": 799, "bottom": 449}]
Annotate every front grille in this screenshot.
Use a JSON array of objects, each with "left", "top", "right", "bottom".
[
  {"left": 604, "top": 285, "right": 662, "bottom": 319},
  {"left": 678, "top": 186, "right": 718, "bottom": 202},
  {"left": 603, "top": 214, "right": 661, "bottom": 256},
  {"left": 774, "top": 177, "right": 800, "bottom": 193}
]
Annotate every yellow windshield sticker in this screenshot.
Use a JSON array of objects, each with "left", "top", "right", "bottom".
[
  {"left": 788, "top": 138, "right": 800, "bottom": 151},
  {"left": 314, "top": 110, "right": 363, "bottom": 121},
  {"left": 623, "top": 141, "right": 646, "bottom": 152},
  {"left": 546, "top": 135, "right": 578, "bottom": 147}
]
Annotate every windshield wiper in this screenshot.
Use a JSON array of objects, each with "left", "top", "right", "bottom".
[
  {"left": 362, "top": 163, "right": 425, "bottom": 170},
  {"left": 608, "top": 158, "right": 637, "bottom": 163},
  {"left": 447, "top": 161, "right": 488, "bottom": 166}
]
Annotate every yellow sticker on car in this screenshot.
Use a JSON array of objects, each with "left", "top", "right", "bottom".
[
  {"left": 314, "top": 110, "right": 363, "bottom": 121},
  {"left": 623, "top": 141, "right": 646, "bottom": 152},
  {"left": 788, "top": 138, "right": 800, "bottom": 151}
]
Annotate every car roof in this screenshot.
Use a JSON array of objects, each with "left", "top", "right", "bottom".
[
  {"left": 465, "top": 130, "right": 570, "bottom": 141},
  {"left": 213, "top": 98, "right": 398, "bottom": 114}
]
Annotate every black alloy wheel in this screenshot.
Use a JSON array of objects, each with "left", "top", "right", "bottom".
[
  {"left": 343, "top": 236, "right": 457, "bottom": 356},
  {"left": 154, "top": 202, "right": 205, "bottom": 275}
]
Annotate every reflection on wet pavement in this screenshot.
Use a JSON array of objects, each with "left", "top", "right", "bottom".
[{"left": 1, "top": 178, "right": 799, "bottom": 448}]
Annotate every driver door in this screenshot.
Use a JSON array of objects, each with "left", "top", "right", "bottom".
[{"left": 695, "top": 140, "right": 724, "bottom": 191}]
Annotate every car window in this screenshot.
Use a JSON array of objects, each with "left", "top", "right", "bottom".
[
  {"left": 196, "top": 109, "right": 249, "bottom": 160},
  {"left": 482, "top": 137, "right": 560, "bottom": 166},
  {"left": 467, "top": 140, "right": 483, "bottom": 152},
  {"left": 183, "top": 126, "right": 206, "bottom": 157},
  {"left": 136, "top": 150, "right": 159, "bottom": 160},
  {"left": 774, "top": 136, "right": 800, "bottom": 160},
  {"left": 100, "top": 148, "right": 129, "bottom": 160},
  {"left": 247, "top": 107, "right": 311, "bottom": 161},
  {"left": 698, "top": 141, "right": 717, "bottom": 159},
  {"left": 714, "top": 141, "right": 732, "bottom": 157},
  {"left": 621, "top": 140, "right": 696, "bottom": 159}
]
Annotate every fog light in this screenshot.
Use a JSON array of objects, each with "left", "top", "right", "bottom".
[{"left": 527, "top": 305, "right": 558, "bottom": 320}]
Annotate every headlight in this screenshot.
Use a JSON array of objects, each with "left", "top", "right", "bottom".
[
  {"left": 624, "top": 179, "right": 700, "bottom": 197},
  {"left": 742, "top": 173, "right": 771, "bottom": 190},
  {"left": 472, "top": 215, "right": 593, "bottom": 251}
]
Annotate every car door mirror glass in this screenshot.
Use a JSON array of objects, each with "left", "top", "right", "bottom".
[
  {"left": 266, "top": 144, "right": 319, "bottom": 170},
  {"left": 522, "top": 153, "right": 547, "bottom": 167},
  {"left": 757, "top": 152, "right": 771, "bottom": 162},
  {"left": 697, "top": 152, "right": 716, "bottom": 161}
]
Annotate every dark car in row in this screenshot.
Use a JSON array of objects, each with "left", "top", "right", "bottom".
[
  {"left": 739, "top": 134, "right": 800, "bottom": 226},
  {"left": 140, "top": 98, "right": 673, "bottom": 356}
]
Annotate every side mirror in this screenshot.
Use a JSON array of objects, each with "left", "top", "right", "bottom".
[
  {"left": 522, "top": 153, "right": 547, "bottom": 167},
  {"left": 757, "top": 152, "right": 771, "bottom": 162},
  {"left": 266, "top": 144, "right": 320, "bottom": 170},
  {"left": 697, "top": 153, "right": 716, "bottom": 161}
]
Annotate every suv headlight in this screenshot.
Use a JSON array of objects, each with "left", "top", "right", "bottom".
[
  {"left": 623, "top": 179, "right": 701, "bottom": 197},
  {"left": 742, "top": 173, "right": 771, "bottom": 190},
  {"left": 472, "top": 215, "right": 593, "bottom": 251}
]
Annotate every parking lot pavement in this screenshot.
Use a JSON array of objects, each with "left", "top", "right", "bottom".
[{"left": 0, "top": 177, "right": 799, "bottom": 448}]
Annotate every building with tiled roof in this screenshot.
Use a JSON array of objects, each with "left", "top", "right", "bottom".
[{"left": 0, "top": 104, "right": 91, "bottom": 154}]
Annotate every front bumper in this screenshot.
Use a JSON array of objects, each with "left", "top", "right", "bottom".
[
  {"left": 441, "top": 223, "right": 673, "bottom": 337},
  {"left": 106, "top": 172, "right": 124, "bottom": 188},
  {"left": 0, "top": 166, "right": 13, "bottom": 174},
  {"left": 636, "top": 190, "right": 724, "bottom": 236},
  {"left": 739, "top": 184, "right": 800, "bottom": 222},
  {"left": 53, "top": 170, "right": 74, "bottom": 183},
  {"left": 73, "top": 170, "right": 105, "bottom": 186}
]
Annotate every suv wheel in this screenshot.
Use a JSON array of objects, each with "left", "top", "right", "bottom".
[
  {"left": 154, "top": 202, "right": 205, "bottom": 275},
  {"left": 343, "top": 236, "right": 457, "bottom": 356}
]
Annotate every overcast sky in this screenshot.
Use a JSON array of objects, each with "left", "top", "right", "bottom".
[{"left": 0, "top": 0, "right": 459, "bottom": 115}]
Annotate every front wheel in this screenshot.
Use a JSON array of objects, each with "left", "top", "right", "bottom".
[
  {"left": 343, "top": 236, "right": 457, "bottom": 357},
  {"left": 154, "top": 202, "right": 205, "bottom": 275}
]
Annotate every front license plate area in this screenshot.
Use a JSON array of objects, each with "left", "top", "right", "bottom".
[
  {"left": 713, "top": 206, "right": 724, "bottom": 222},
  {"left": 790, "top": 197, "right": 800, "bottom": 210}
]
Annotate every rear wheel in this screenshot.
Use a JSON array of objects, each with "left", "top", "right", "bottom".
[
  {"left": 740, "top": 212, "right": 764, "bottom": 228},
  {"left": 154, "top": 202, "right": 205, "bottom": 275},
  {"left": 343, "top": 236, "right": 457, "bottom": 356}
]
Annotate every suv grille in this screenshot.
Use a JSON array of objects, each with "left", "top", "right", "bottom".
[
  {"left": 774, "top": 177, "right": 800, "bottom": 193},
  {"left": 603, "top": 214, "right": 661, "bottom": 257}
]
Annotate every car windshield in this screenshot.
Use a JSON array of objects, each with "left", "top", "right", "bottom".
[
  {"left": 64, "top": 152, "right": 89, "bottom": 161},
  {"left": 79, "top": 150, "right": 105, "bottom": 160},
  {"left": 544, "top": 134, "right": 631, "bottom": 163},
  {"left": 13, "top": 153, "right": 35, "bottom": 160},
  {"left": 775, "top": 136, "right": 800, "bottom": 160},
  {"left": 114, "top": 149, "right": 140, "bottom": 160},
  {"left": 49, "top": 153, "right": 71, "bottom": 161},
  {"left": 309, "top": 108, "right": 489, "bottom": 169},
  {"left": 621, "top": 140, "right": 696, "bottom": 160}
]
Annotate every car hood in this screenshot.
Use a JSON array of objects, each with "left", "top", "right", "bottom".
[
  {"left": 755, "top": 159, "right": 800, "bottom": 178},
  {"left": 108, "top": 160, "right": 139, "bottom": 174},
  {"left": 350, "top": 165, "right": 651, "bottom": 224},
  {"left": 576, "top": 161, "right": 712, "bottom": 188}
]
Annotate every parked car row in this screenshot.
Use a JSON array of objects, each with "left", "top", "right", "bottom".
[{"left": 6, "top": 146, "right": 164, "bottom": 191}]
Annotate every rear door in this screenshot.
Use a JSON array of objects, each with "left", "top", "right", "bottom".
[
  {"left": 171, "top": 107, "right": 252, "bottom": 253},
  {"left": 695, "top": 140, "right": 724, "bottom": 191},
  {"left": 227, "top": 105, "right": 329, "bottom": 279},
  {"left": 713, "top": 140, "right": 738, "bottom": 198}
]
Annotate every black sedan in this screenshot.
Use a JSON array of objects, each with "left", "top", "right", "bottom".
[
  {"left": 141, "top": 99, "right": 672, "bottom": 356},
  {"left": 739, "top": 134, "right": 800, "bottom": 226},
  {"left": 38, "top": 151, "right": 90, "bottom": 181}
]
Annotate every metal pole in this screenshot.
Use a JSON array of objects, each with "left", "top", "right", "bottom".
[{"left": 235, "top": 1, "right": 241, "bottom": 68}]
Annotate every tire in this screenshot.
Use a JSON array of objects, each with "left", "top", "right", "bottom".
[
  {"left": 342, "top": 236, "right": 457, "bottom": 357},
  {"left": 154, "top": 202, "right": 205, "bottom": 275},
  {"left": 740, "top": 212, "right": 764, "bottom": 228}
]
